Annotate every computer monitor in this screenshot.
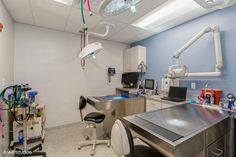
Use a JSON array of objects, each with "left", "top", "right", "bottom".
[
  {"left": 145, "top": 79, "right": 155, "bottom": 90},
  {"left": 121, "top": 73, "right": 138, "bottom": 88},
  {"left": 168, "top": 86, "right": 187, "bottom": 100}
]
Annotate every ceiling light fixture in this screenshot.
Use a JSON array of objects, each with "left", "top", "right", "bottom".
[
  {"left": 132, "top": 0, "right": 236, "bottom": 32},
  {"left": 99, "top": 0, "right": 142, "bottom": 16},
  {"left": 53, "top": 0, "right": 74, "bottom": 6},
  {"left": 132, "top": 0, "right": 206, "bottom": 30}
]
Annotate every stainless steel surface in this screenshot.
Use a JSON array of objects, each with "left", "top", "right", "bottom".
[
  {"left": 87, "top": 94, "right": 145, "bottom": 135},
  {"left": 206, "top": 118, "right": 230, "bottom": 146},
  {"left": 136, "top": 104, "right": 230, "bottom": 137},
  {"left": 123, "top": 104, "right": 234, "bottom": 157}
]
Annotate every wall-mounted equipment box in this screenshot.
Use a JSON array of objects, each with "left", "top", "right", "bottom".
[{"left": 123, "top": 46, "right": 146, "bottom": 73}]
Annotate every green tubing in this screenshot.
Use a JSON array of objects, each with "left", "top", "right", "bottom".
[{"left": 80, "top": 0, "right": 86, "bottom": 28}]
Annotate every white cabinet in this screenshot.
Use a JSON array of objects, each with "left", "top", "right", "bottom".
[
  {"left": 146, "top": 99, "right": 175, "bottom": 112},
  {"left": 123, "top": 46, "right": 146, "bottom": 73},
  {"left": 146, "top": 99, "right": 162, "bottom": 112}
]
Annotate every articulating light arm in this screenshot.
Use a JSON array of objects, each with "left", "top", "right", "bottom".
[
  {"left": 166, "top": 26, "right": 223, "bottom": 79},
  {"left": 86, "top": 25, "right": 110, "bottom": 45}
]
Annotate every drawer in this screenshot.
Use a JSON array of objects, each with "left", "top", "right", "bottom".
[
  {"left": 207, "top": 136, "right": 225, "bottom": 157},
  {"left": 146, "top": 99, "right": 162, "bottom": 112},
  {"left": 161, "top": 103, "right": 173, "bottom": 109},
  {"left": 206, "top": 118, "right": 230, "bottom": 146}
]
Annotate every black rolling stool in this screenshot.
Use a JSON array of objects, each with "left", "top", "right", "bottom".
[
  {"left": 78, "top": 96, "right": 110, "bottom": 156},
  {"left": 111, "top": 119, "right": 166, "bottom": 157}
]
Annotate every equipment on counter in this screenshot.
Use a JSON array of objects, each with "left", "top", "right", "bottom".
[
  {"left": 0, "top": 83, "right": 46, "bottom": 157},
  {"left": 99, "top": 0, "right": 142, "bottom": 16},
  {"left": 144, "top": 79, "right": 155, "bottom": 90},
  {"left": 161, "top": 86, "right": 187, "bottom": 102},
  {"left": 200, "top": 88, "right": 222, "bottom": 105},
  {"left": 107, "top": 67, "right": 116, "bottom": 83},
  {"left": 166, "top": 26, "right": 223, "bottom": 79},
  {"left": 226, "top": 93, "right": 235, "bottom": 110},
  {"left": 121, "top": 73, "right": 138, "bottom": 88}
]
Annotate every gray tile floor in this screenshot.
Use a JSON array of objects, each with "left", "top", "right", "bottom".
[
  {"left": 6, "top": 123, "right": 145, "bottom": 157},
  {"left": 43, "top": 123, "right": 116, "bottom": 157}
]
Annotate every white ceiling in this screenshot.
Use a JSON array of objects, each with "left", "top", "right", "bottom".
[
  {"left": 2, "top": 0, "right": 168, "bottom": 43},
  {"left": 2, "top": 0, "right": 225, "bottom": 44}
]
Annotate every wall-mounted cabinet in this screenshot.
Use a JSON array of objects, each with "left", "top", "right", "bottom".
[{"left": 123, "top": 46, "right": 146, "bottom": 73}]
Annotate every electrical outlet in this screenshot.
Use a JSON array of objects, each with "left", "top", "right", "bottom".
[{"left": 191, "top": 82, "right": 196, "bottom": 89}]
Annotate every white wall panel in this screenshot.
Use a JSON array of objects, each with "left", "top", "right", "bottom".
[{"left": 14, "top": 23, "right": 129, "bottom": 128}]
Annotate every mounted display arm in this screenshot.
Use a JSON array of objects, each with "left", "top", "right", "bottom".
[{"left": 166, "top": 26, "right": 223, "bottom": 79}]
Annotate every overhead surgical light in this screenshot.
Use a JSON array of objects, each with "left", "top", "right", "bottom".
[
  {"left": 99, "top": 0, "right": 142, "bottom": 16},
  {"left": 79, "top": 42, "right": 103, "bottom": 60},
  {"left": 79, "top": 23, "right": 113, "bottom": 61}
]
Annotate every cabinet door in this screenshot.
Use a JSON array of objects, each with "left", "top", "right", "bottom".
[
  {"left": 161, "top": 103, "right": 173, "bottom": 109},
  {"left": 207, "top": 136, "right": 225, "bottom": 157},
  {"left": 146, "top": 99, "right": 162, "bottom": 112}
]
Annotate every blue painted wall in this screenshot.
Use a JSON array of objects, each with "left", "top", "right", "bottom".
[{"left": 132, "top": 5, "right": 236, "bottom": 97}]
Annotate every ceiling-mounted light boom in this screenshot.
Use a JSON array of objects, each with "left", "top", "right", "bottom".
[{"left": 79, "top": 24, "right": 112, "bottom": 60}]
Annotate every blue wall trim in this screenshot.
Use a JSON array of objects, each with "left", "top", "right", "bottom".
[{"left": 132, "top": 5, "right": 236, "bottom": 97}]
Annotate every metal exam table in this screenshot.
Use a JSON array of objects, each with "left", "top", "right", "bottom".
[
  {"left": 87, "top": 94, "right": 145, "bottom": 135},
  {"left": 123, "top": 104, "right": 235, "bottom": 157}
]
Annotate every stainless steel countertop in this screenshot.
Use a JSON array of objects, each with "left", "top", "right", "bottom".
[
  {"left": 137, "top": 104, "right": 230, "bottom": 137},
  {"left": 124, "top": 103, "right": 233, "bottom": 147}
]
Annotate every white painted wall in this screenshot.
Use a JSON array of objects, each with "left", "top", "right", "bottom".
[
  {"left": 0, "top": 0, "right": 14, "bottom": 154},
  {"left": 14, "top": 23, "right": 129, "bottom": 128}
]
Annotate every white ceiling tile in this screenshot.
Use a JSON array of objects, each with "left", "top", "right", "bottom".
[
  {"left": 90, "top": 19, "right": 128, "bottom": 39},
  {"left": 65, "top": 7, "right": 103, "bottom": 34},
  {"left": 3, "top": 0, "right": 34, "bottom": 24},
  {"left": 126, "top": 31, "right": 157, "bottom": 43},
  {"left": 30, "top": 0, "right": 71, "bottom": 31},
  {"left": 108, "top": 25, "right": 145, "bottom": 43}
]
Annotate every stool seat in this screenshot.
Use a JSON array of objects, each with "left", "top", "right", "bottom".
[{"left": 84, "top": 112, "right": 105, "bottom": 123}]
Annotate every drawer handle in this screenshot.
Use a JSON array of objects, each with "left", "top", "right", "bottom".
[{"left": 210, "top": 148, "right": 223, "bottom": 156}]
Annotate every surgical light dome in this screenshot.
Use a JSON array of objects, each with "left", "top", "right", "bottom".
[
  {"left": 79, "top": 42, "right": 103, "bottom": 60},
  {"left": 99, "top": 0, "right": 142, "bottom": 16}
]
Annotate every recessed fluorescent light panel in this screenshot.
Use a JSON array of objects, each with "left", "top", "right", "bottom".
[
  {"left": 53, "top": 0, "right": 74, "bottom": 6},
  {"left": 132, "top": 0, "right": 210, "bottom": 30}
]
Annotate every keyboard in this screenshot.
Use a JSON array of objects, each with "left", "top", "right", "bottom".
[{"left": 161, "top": 97, "right": 185, "bottom": 102}]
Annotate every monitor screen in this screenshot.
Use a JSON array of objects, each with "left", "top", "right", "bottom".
[
  {"left": 121, "top": 73, "right": 138, "bottom": 88},
  {"left": 168, "top": 86, "right": 187, "bottom": 100},
  {"left": 145, "top": 79, "right": 155, "bottom": 90}
]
